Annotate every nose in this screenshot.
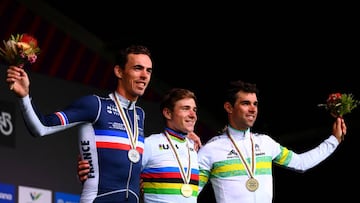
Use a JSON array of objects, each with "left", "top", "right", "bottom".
[
  {"left": 140, "top": 69, "right": 151, "bottom": 79},
  {"left": 189, "top": 109, "right": 197, "bottom": 118},
  {"left": 249, "top": 104, "right": 257, "bottom": 112}
]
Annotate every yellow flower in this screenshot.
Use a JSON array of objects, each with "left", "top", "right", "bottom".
[{"left": 17, "top": 42, "right": 31, "bottom": 50}]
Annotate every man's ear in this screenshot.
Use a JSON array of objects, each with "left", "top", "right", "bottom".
[
  {"left": 224, "top": 102, "right": 233, "bottom": 114},
  {"left": 163, "top": 108, "right": 172, "bottom": 120},
  {"left": 114, "top": 65, "right": 122, "bottom": 78}
]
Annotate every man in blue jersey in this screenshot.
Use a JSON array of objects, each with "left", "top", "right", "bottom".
[
  {"left": 7, "top": 45, "right": 153, "bottom": 203},
  {"left": 79, "top": 88, "right": 200, "bottom": 203}
]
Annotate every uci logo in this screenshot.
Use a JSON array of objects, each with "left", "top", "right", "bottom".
[{"left": 0, "top": 111, "right": 13, "bottom": 136}]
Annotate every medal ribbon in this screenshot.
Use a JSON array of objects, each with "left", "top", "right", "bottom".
[
  {"left": 226, "top": 129, "right": 255, "bottom": 179},
  {"left": 113, "top": 92, "right": 139, "bottom": 150},
  {"left": 164, "top": 131, "right": 191, "bottom": 185}
]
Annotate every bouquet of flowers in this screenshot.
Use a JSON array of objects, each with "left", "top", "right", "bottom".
[
  {"left": 318, "top": 93, "right": 360, "bottom": 118},
  {"left": 0, "top": 33, "right": 40, "bottom": 89},
  {"left": 0, "top": 33, "right": 40, "bottom": 67}
]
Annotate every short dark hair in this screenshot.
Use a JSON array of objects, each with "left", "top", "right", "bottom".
[
  {"left": 114, "top": 45, "right": 152, "bottom": 69},
  {"left": 224, "top": 80, "right": 258, "bottom": 106}
]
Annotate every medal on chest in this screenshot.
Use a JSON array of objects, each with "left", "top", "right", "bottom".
[
  {"left": 181, "top": 183, "right": 193, "bottom": 197},
  {"left": 227, "top": 129, "right": 259, "bottom": 192},
  {"left": 246, "top": 177, "right": 259, "bottom": 191},
  {"left": 113, "top": 93, "right": 140, "bottom": 163},
  {"left": 164, "top": 131, "right": 193, "bottom": 197}
]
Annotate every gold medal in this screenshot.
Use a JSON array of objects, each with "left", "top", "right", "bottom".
[
  {"left": 128, "top": 149, "right": 140, "bottom": 163},
  {"left": 181, "top": 184, "right": 193, "bottom": 197},
  {"left": 246, "top": 177, "right": 259, "bottom": 192}
]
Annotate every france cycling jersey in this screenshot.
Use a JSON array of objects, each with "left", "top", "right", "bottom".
[{"left": 18, "top": 92, "right": 145, "bottom": 203}]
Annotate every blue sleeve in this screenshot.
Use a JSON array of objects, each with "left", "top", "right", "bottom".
[
  {"left": 19, "top": 94, "right": 100, "bottom": 137},
  {"left": 52, "top": 95, "right": 100, "bottom": 125}
]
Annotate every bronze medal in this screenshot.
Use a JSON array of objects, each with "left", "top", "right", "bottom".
[
  {"left": 128, "top": 149, "right": 140, "bottom": 163},
  {"left": 246, "top": 177, "right": 259, "bottom": 192},
  {"left": 181, "top": 184, "right": 193, "bottom": 197}
]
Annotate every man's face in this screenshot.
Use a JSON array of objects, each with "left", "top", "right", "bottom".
[
  {"left": 118, "top": 53, "right": 153, "bottom": 101},
  {"left": 228, "top": 91, "right": 258, "bottom": 130},
  {"left": 166, "top": 98, "right": 197, "bottom": 133}
]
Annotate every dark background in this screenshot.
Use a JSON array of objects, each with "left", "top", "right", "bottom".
[
  {"left": 2, "top": 0, "right": 359, "bottom": 202},
  {"left": 42, "top": 0, "right": 359, "bottom": 137}
]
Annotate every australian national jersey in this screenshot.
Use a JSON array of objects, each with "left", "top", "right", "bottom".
[
  {"left": 141, "top": 128, "right": 199, "bottom": 203},
  {"left": 197, "top": 126, "right": 339, "bottom": 203},
  {"left": 18, "top": 92, "right": 145, "bottom": 203}
]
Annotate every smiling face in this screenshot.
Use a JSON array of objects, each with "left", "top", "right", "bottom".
[
  {"left": 163, "top": 97, "right": 198, "bottom": 134},
  {"left": 115, "top": 53, "right": 153, "bottom": 101},
  {"left": 225, "top": 91, "right": 258, "bottom": 131}
]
